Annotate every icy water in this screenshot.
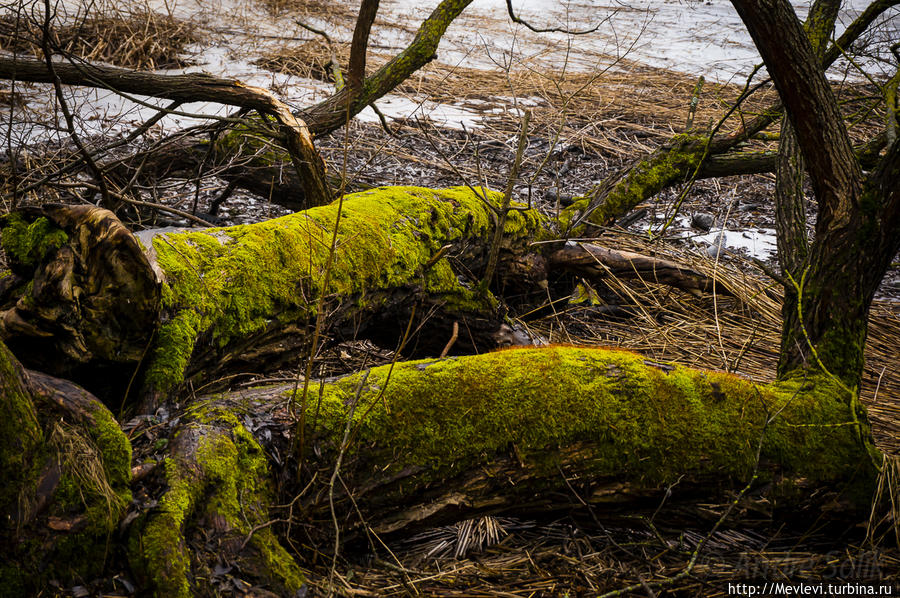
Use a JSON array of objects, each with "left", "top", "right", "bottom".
[
  {"left": 379, "top": 0, "right": 898, "bottom": 81},
  {"left": 4, "top": 0, "right": 896, "bottom": 142}
]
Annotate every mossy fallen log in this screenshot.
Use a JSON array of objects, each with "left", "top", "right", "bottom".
[
  {"left": 299, "top": 346, "right": 880, "bottom": 525},
  {"left": 128, "top": 346, "right": 880, "bottom": 596},
  {"left": 0, "top": 340, "right": 132, "bottom": 597},
  {"left": 0, "top": 186, "right": 545, "bottom": 406},
  {"left": 0, "top": 184, "right": 815, "bottom": 410}
]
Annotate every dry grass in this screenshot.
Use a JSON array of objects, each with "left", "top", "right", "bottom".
[
  {"left": 256, "top": 0, "right": 355, "bottom": 19},
  {"left": 254, "top": 0, "right": 413, "bottom": 35},
  {"left": 256, "top": 39, "right": 394, "bottom": 83},
  {"left": 0, "top": 8, "right": 199, "bottom": 70},
  {"left": 304, "top": 517, "right": 898, "bottom": 596},
  {"left": 398, "top": 59, "right": 883, "bottom": 157},
  {"left": 47, "top": 420, "right": 120, "bottom": 526}
]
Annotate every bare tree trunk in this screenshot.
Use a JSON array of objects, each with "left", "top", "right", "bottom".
[
  {"left": 773, "top": 0, "right": 838, "bottom": 377},
  {"left": 733, "top": 0, "right": 900, "bottom": 388}
]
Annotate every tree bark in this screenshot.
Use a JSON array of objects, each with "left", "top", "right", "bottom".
[
  {"left": 0, "top": 339, "right": 132, "bottom": 596},
  {"left": 733, "top": 0, "right": 900, "bottom": 387},
  {"left": 549, "top": 241, "right": 735, "bottom": 297},
  {"left": 772, "top": 0, "right": 837, "bottom": 377},
  {"left": 348, "top": 0, "right": 381, "bottom": 93},
  {"left": 0, "top": 204, "right": 161, "bottom": 396},
  {"left": 732, "top": 0, "right": 863, "bottom": 223},
  {"left": 299, "top": 0, "right": 474, "bottom": 137}
]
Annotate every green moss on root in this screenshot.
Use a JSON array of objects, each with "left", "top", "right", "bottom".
[
  {"left": 0, "top": 341, "right": 44, "bottom": 530},
  {"left": 143, "top": 186, "right": 543, "bottom": 394},
  {"left": 48, "top": 400, "right": 132, "bottom": 583},
  {"left": 213, "top": 116, "right": 289, "bottom": 167},
  {"left": 131, "top": 407, "right": 304, "bottom": 597},
  {"left": 305, "top": 346, "right": 877, "bottom": 503},
  {"left": 0, "top": 346, "right": 132, "bottom": 595}
]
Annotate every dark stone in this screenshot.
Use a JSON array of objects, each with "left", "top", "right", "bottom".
[{"left": 691, "top": 212, "right": 715, "bottom": 231}]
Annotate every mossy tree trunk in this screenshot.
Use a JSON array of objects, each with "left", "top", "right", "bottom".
[
  {"left": 772, "top": 0, "right": 835, "bottom": 378},
  {"left": 0, "top": 184, "right": 749, "bottom": 409},
  {"left": 125, "top": 346, "right": 880, "bottom": 596},
  {"left": 0, "top": 186, "right": 547, "bottom": 407},
  {"left": 0, "top": 339, "right": 132, "bottom": 597},
  {"left": 1, "top": 2, "right": 898, "bottom": 596},
  {"left": 0, "top": 342, "right": 884, "bottom": 597}
]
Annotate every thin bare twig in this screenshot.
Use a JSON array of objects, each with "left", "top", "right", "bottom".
[
  {"left": 505, "top": 0, "right": 610, "bottom": 35},
  {"left": 40, "top": 0, "right": 112, "bottom": 208}
]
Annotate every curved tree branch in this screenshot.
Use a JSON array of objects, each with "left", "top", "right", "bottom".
[
  {"left": 504, "top": 0, "right": 607, "bottom": 35},
  {"left": 300, "top": 0, "right": 474, "bottom": 136}
]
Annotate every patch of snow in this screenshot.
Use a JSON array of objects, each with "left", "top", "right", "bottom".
[
  {"left": 695, "top": 227, "right": 778, "bottom": 261},
  {"left": 379, "top": 0, "right": 899, "bottom": 82},
  {"left": 359, "top": 95, "right": 485, "bottom": 129},
  {"left": 493, "top": 95, "right": 545, "bottom": 107},
  {"left": 4, "top": 0, "right": 896, "bottom": 143}
]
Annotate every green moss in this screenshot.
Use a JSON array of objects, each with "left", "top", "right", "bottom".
[
  {"left": 143, "top": 186, "right": 543, "bottom": 394},
  {"left": 0, "top": 341, "right": 44, "bottom": 529},
  {"left": 568, "top": 282, "right": 604, "bottom": 306},
  {"left": 213, "top": 116, "right": 289, "bottom": 168},
  {"left": 1, "top": 347, "right": 133, "bottom": 594},
  {"left": 144, "top": 311, "right": 202, "bottom": 391},
  {"left": 304, "top": 346, "right": 877, "bottom": 503},
  {"left": 561, "top": 135, "right": 706, "bottom": 231},
  {"left": 132, "top": 407, "right": 304, "bottom": 597},
  {"left": 50, "top": 404, "right": 132, "bottom": 582},
  {"left": 0, "top": 213, "right": 68, "bottom": 269},
  {"left": 131, "top": 453, "right": 194, "bottom": 598}
]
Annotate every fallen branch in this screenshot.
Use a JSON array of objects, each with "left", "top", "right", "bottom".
[
  {"left": 550, "top": 241, "right": 735, "bottom": 297},
  {"left": 0, "top": 56, "right": 331, "bottom": 206}
]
